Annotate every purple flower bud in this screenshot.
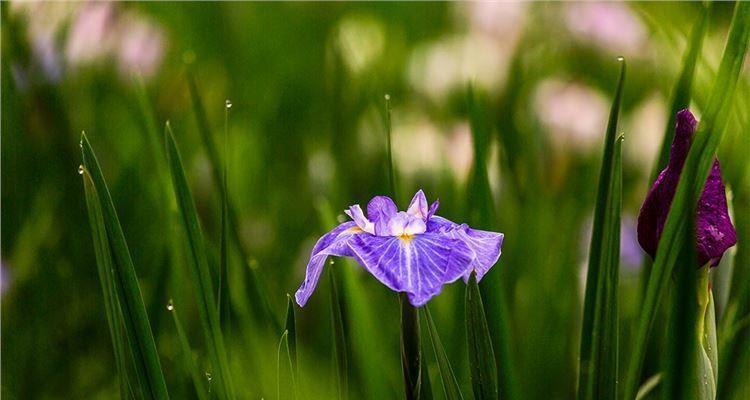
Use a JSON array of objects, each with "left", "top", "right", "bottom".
[{"left": 637, "top": 109, "right": 737, "bottom": 267}]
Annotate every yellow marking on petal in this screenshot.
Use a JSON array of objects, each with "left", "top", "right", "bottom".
[
  {"left": 346, "top": 226, "right": 363, "bottom": 233},
  {"left": 399, "top": 234, "right": 413, "bottom": 244}
]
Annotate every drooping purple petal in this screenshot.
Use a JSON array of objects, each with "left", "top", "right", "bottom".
[
  {"left": 367, "top": 195, "right": 398, "bottom": 236},
  {"left": 425, "top": 215, "right": 503, "bottom": 280},
  {"left": 348, "top": 232, "right": 473, "bottom": 306},
  {"left": 426, "top": 215, "right": 457, "bottom": 233},
  {"left": 637, "top": 109, "right": 737, "bottom": 267},
  {"left": 407, "top": 189, "right": 429, "bottom": 219},
  {"left": 295, "top": 221, "right": 362, "bottom": 306}
]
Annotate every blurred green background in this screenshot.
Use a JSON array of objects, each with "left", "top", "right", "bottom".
[{"left": 2, "top": 2, "right": 748, "bottom": 399}]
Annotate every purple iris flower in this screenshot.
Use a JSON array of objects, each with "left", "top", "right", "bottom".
[
  {"left": 295, "top": 190, "right": 504, "bottom": 307},
  {"left": 637, "top": 109, "right": 737, "bottom": 267}
]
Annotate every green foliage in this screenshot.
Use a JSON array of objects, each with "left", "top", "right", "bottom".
[
  {"left": 465, "top": 272, "right": 498, "bottom": 400},
  {"left": 329, "top": 268, "right": 349, "bottom": 400},
  {"left": 424, "top": 305, "right": 464, "bottom": 400},
  {"left": 3, "top": 3, "right": 749, "bottom": 399},
  {"left": 577, "top": 58, "right": 624, "bottom": 400},
  {"left": 81, "top": 134, "right": 170, "bottom": 400},
  {"left": 623, "top": 3, "right": 750, "bottom": 399},
  {"left": 167, "top": 300, "right": 209, "bottom": 400},
  {"left": 165, "top": 125, "right": 235, "bottom": 400}
]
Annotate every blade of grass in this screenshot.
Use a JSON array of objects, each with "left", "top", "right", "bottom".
[
  {"left": 217, "top": 101, "right": 231, "bottom": 333},
  {"left": 661, "top": 227, "right": 698, "bottom": 400},
  {"left": 277, "top": 330, "right": 296, "bottom": 400},
  {"left": 165, "top": 123, "right": 235, "bottom": 400},
  {"left": 424, "top": 305, "right": 464, "bottom": 400},
  {"left": 623, "top": 4, "right": 750, "bottom": 399},
  {"left": 81, "top": 134, "right": 170, "bottom": 400},
  {"left": 328, "top": 268, "right": 348, "bottom": 400},
  {"left": 577, "top": 58, "right": 625, "bottom": 400},
  {"left": 649, "top": 4, "right": 710, "bottom": 184},
  {"left": 465, "top": 272, "right": 498, "bottom": 400},
  {"left": 167, "top": 300, "right": 209, "bottom": 400},
  {"left": 468, "top": 84, "right": 518, "bottom": 400},
  {"left": 717, "top": 179, "right": 750, "bottom": 399},
  {"left": 284, "top": 294, "right": 297, "bottom": 373},
  {"left": 186, "top": 71, "right": 279, "bottom": 332},
  {"left": 82, "top": 168, "right": 134, "bottom": 399}
]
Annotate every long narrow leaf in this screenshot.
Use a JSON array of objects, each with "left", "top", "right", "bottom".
[
  {"left": 81, "top": 134, "right": 170, "bottom": 400},
  {"left": 468, "top": 84, "right": 518, "bottom": 400},
  {"left": 186, "top": 71, "right": 279, "bottom": 331},
  {"left": 717, "top": 178, "right": 750, "bottom": 399},
  {"left": 661, "top": 228, "right": 698, "bottom": 400},
  {"left": 577, "top": 58, "right": 625, "bottom": 400},
  {"left": 650, "top": 5, "right": 710, "bottom": 183},
  {"left": 328, "top": 268, "right": 348, "bottom": 400},
  {"left": 277, "top": 330, "right": 296, "bottom": 400},
  {"left": 465, "top": 272, "right": 498, "bottom": 400},
  {"left": 623, "top": 4, "right": 750, "bottom": 399},
  {"left": 284, "top": 294, "right": 298, "bottom": 373},
  {"left": 165, "top": 124, "right": 235, "bottom": 400},
  {"left": 82, "top": 169, "right": 134, "bottom": 399},
  {"left": 424, "top": 306, "right": 464, "bottom": 400},
  {"left": 167, "top": 300, "right": 209, "bottom": 400}
]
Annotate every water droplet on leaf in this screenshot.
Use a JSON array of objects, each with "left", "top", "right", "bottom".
[
  {"left": 225, "top": 99, "right": 232, "bottom": 109},
  {"left": 78, "top": 165, "right": 85, "bottom": 175},
  {"left": 166, "top": 300, "right": 174, "bottom": 311}
]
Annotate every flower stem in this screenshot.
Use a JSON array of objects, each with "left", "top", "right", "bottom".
[
  {"left": 385, "top": 94, "right": 397, "bottom": 201},
  {"left": 400, "top": 293, "right": 421, "bottom": 400}
]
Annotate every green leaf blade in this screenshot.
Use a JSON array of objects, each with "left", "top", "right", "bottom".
[
  {"left": 424, "top": 305, "right": 464, "bottom": 400},
  {"left": 577, "top": 58, "right": 625, "bottom": 400},
  {"left": 465, "top": 272, "right": 498, "bottom": 400},
  {"left": 165, "top": 125, "right": 235, "bottom": 400},
  {"left": 277, "top": 330, "right": 297, "bottom": 400},
  {"left": 168, "top": 300, "right": 209, "bottom": 400},
  {"left": 81, "top": 134, "right": 170, "bottom": 400},
  {"left": 328, "top": 269, "right": 348, "bottom": 400}
]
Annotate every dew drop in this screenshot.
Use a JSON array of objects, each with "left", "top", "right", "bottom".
[
  {"left": 617, "top": 56, "right": 625, "bottom": 62},
  {"left": 384, "top": 94, "right": 390, "bottom": 101},
  {"left": 225, "top": 99, "right": 232, "bottom": 109},
  {"left": 166, "top": 299, "right": 174, "bottom": 311},
  {"left": 78, "top": 165, "right": 85, "bottom": 175},
  {"left": 329, "top": 259, "right": 335, "bottom": 265},
  {"left": 205, "top": 372, "right": 213, "bottom": 393}
]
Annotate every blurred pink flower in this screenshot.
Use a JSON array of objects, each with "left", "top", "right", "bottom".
[
  {"left": 534, "top": 79, "right": 609, "bottom": 153},
  {"left": 116, "top": 16, "right": 165, "bottom": 78},
  {"left": 66, "top": 2, "right": 117, "bottom": 65},
  {"left": 566, "top": 2, "right": 646, "bottom": 56}
]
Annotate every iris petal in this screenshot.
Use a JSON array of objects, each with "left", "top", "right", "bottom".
[
  {"left": 348, "top": 232, "right": 473, "bottom": 306},
  {"left": 367, "top": 195, "right": 398, "bottom": 235},
  {"left": 345, "top": 204, "right": 374, "bottom": 234},
  {"left": 426, "top": 216, "right": 503, "bottom": 280},
  {"left": 295, "top": 221, "right": 361, "bottom": 306},
  {"left": 407, "top": 189, "right": 429, "bottom": 219}
]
